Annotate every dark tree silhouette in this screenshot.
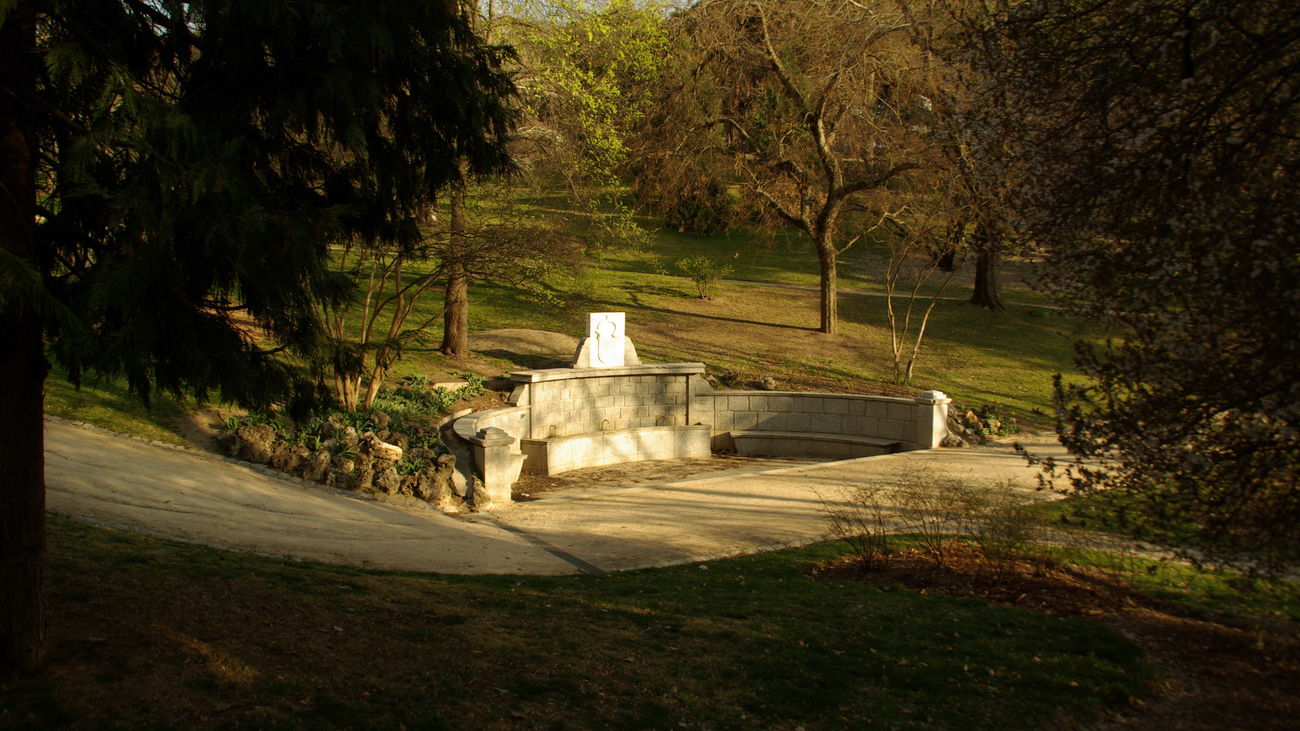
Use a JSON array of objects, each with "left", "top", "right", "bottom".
[
  {"left": 965, "top": 0, "right": 1300, "bottom": 572},
  {"left": 0, "top": 0, "right": 515, "bottom": 675}
]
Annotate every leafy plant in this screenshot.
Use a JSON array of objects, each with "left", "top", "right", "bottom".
[
  {"left": 395, "top": 457, "right": 431, "bottom": 476},
  {"left": 675, "top": 255, "right": 732, "bottom": 299}
]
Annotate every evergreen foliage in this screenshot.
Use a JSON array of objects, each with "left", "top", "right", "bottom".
[
  {"left": 24, "top": 0, "right": 515, "bottom": 403},
  {"left": 964, "top": 0, "right": 1300, "bottom": 573},
  {"left": 0, "top": 0, "right": 515, "bottom": 675}
]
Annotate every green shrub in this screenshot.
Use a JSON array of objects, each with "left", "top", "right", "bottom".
[{"left": 675, "top": 255, "right": 733, "bottom": 299}]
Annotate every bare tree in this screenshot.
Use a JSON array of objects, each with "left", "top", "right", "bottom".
[
  {"left": 648, "top": 0, "right": 929, "bottom": 334},
  {"left": 434, "top": 183, "right": 581, "bottom": 358},
  {"left": 882, "top": 209, "right": 960, "bottom": 385}
]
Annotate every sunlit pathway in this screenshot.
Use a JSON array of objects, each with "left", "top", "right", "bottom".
[{"left": 45, "top": 417, "right": 1068, "bottom": 575}]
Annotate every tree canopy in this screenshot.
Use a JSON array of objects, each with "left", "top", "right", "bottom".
[{"left": 963, "top": 0, "right": 1300, "bottom": 572}]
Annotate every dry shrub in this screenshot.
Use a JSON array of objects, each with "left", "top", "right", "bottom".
[
  {"left": 960, "top": 481, "right": 1047, "bottom": 574},
  {"left": 827, "top": 470, "right": 1050, "bottom": 573},
  {"left": 890, "top": 470, "right": 973, "bottom": 568},
  {"left": 823, "top": 485, "right": 893, "bottom": 570}
]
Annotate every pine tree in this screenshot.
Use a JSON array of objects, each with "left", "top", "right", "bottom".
[{"left": 0, "top": 0, "right": 515, "bottom": 676}]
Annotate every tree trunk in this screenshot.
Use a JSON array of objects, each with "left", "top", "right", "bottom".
[
  {"left": 440, "top": 189, "right": 469, "bottom": 357},
  {"left": 817, "top": 238, "right": 837, "bottom": 335},
  {"left": 0, "top": 5, "right": 48, "bottom": 678},
  {"left": 970, "top": 245, "right": 1005, "bottom": 311},
  {"left": 361, "top": 366, "right": 385, "bottom": 411}
]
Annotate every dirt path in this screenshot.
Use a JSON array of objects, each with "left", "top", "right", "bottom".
[{"left": 44, "top": 417, "right": 1066, "bottom": 575}]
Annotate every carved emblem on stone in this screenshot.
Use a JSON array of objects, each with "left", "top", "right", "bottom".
[{"left": 589, "top": 312, "right": 625, "bottom": 368}]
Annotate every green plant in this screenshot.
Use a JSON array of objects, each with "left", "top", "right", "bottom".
[
  {"left": 675, "top": 255, "right": 733, "bottom": 299},
  {"left": 395, "top": 457, "right": 431, "bottom": 476}
]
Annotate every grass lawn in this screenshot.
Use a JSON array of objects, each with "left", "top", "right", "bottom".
[
  {"left": 43, "top": 368, "right": 191, "bottom": 448},
  {"left": 3, "top": 516, "right": 1149, "bottom": 729}
]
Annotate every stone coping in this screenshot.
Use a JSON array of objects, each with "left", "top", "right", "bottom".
[
  {"left": 451, "top": 406, "right": 529, "bottom": 445},
  {"left": 510, "top": 362, "right": 706, "bottom": 383},
  {"left": 713, "top": 390, "right": 918, "bottom": 405}
]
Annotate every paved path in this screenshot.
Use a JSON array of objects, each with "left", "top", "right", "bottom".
[{"left": 45, "top": 418, "right": 1067, "bottom": 575}]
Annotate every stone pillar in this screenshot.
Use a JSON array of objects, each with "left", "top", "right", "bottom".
[
  {"left": 913, "top": 390, "right": 952, "bottom": 449},
  {"left": 471, "top": 427, "right": 525, "bottom": 507}
]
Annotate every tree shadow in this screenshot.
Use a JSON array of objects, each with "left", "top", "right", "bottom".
[
  {"left": 594, "top": 290, "right": 813, "bottom": 333},
  {"left": 476, "top": 350, "right": 572, "bottom": 371}
]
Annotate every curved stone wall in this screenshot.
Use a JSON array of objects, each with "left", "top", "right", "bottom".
[{"left": 448, "top": 362, "right": 951, "bottom": 500}]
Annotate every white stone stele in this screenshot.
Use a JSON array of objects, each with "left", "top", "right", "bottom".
[{"left": 572, "top": 312, "right": 641, "bottom": 368}]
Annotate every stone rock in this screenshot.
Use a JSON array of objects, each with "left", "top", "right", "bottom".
[
  {"left": 374, "top": 467, "right": 402, "bottom": 494},
  {"left": 371, "top": 410, "right": 392, "bottom": 431},
  {"left": 758, "top": 376, "right": 777, "bottom": 391},
  {"left": 389, "top": 432, "right": 410, "bottom": 452},
  {"left": 235, "top": 424, "right": 277, "bottom": 464},
  {"left": 963, "top": 410, "right": 984, "bottom": 430},
  {"left": 217, "top": 431, "right": 239, "bottom": 457},
  {"left": 325, "top": 469, "right": 358, "bottom": 491},
  {"left": 986, "top": 419, "right": 1002, "bottom": 433},
  {"left": 339, "top": 426, "right": 360, "bottom": 450},
  {"left": 436, "top": 453, "right": 456, "bottom": 477},
  {"left": 270, "top": 444, "right": 310, "bottom": 473},
  {"left": 941, "top": 433, "right": 968, "bottom": 448},
  {"left": 321, "top": 414, "right": 345, "bottom": 437},
  {"left": 354, "top": 452, "right": 374, "bottom": 472},
  {"left": 368, "top": 438, "right": 403, "bottom": 463},
  {"left": 330, "top": 455, "right": 356, "bottom": 474},
  {"left": 355, "top": 466, "right": 374, "bottom": 491},
  {"left": 419, "top": 462, "right": 464, "bottom": 513},
  {"left": 300, "top": 450, "right": 331, "bottom": 482}
]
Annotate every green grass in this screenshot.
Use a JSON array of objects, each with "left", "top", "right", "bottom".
[
  {"left": 43, "top": 368, "right": 190, "bottom": 447},
  {"left": 441, "top": 261, "right": 1086, "bottom": 422},
  {"left": 3, "top": 516, "right": 1150, "bottom": 729},
  {"left": 1049, "top": 545, "right": 1300, "bottom": 623}
]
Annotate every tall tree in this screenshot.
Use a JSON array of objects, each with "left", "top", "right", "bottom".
[
  {"left": 0, "top": 0, "right": 514, "bottom": 676},
  {"left": 434, "top": 0, "right": 668, "bottom": 357},
  {"left": 645, "top": 0, "right": 926, "bottom": 334},
  {"left": 964, "top": 0, "right": 1300, "bottom": 572}
]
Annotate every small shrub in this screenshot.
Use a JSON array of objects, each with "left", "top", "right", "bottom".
[
  {"left": 823, "top": 485, "right": 894, "bottom": 570},
  {"left": 372, "top": 373, "right": 486, "bottom": 427},
  {"left": 675, "top": 255, "right": 733, "bottom": 299},
  {"left": 961, "top": 482, "right": 1046, "bottom": 571},
  {"left": 892, "top": 469, "right": 973, "bottom": 568}
]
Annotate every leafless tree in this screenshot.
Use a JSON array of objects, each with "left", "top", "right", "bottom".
[{"left": 650, "top": 0, "right": 931, "bottom": 334}]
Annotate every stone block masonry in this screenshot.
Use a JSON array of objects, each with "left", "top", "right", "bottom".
[{"left": 450, "top": 362, "right": 952, "bottom": 501}]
